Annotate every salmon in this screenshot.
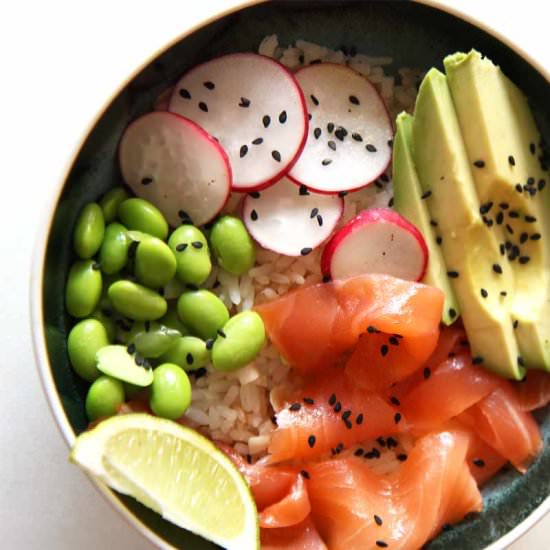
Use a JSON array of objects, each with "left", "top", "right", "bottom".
[
  {"left": 307, "top": 429, "right": 482, "bottom": 550},
  {"left": 466, "top": 433, "right": 507, "bottom": 486},
  {"left": 514, "top": 370, "right": 550, "bottom": 411},
  {"left": 399, "top": 354, "right": 502, "bottom": 433},
  {"left": 268, "top": 373, "right": 403, "bottom": 463},
  {"left": 255, "top": 274, "right": 444, "bottom": 374},
  {"left": 458, "top": 384, "right": 542, "bottom": 473},
  {"left": 260, "top": 517, "right": 327, "bottom": 550}
]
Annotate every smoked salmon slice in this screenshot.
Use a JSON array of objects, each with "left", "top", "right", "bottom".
[
  {"left": 458, "top": 384, "right": 542, "bottom": 473},
  {"left": 306, "top": 429, "right": 482, "bottom": 550},
  {"left": 514, "top": 370, "right": 550, "bottom": 411},
  {"left": 255, "top": 274, "right": 444, "bottom": 374},
  {"left": 268, "top": 373, "right": 403, "bottom": 463},
  {"left": 260, "top": 516, "right": 328, "bottom": 550},
  {"left": 465, "top": 433, "right": 507, "bottom": 487},
  {"left": 399, "top": 354, "right": 503, "bottom": 433}
]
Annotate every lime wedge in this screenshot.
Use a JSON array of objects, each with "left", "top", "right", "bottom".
[{"left": 70, "top": 414, "right": 259, "bottom": 550}]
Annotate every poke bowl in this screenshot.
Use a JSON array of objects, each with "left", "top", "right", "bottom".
[{"left": 31, "top": 1, "right": 550, "bottom": 549}]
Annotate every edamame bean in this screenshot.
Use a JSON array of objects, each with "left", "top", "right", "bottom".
[
  {"left": 118, "top": 198, "right": 168, "bottom": 240},
  {"left": 108, "top": 280, "right": 167, "bottom": 321},
  {"left": 168, "top": 225, "right": 211, "bottom": 286},
  {"left": 177, "top": 289, "right": 229, "bottom": 340},
  {"left": 89, "top": 307, "right": 117, "bottom": 342},
  {"left": 212, "top": 311, "right": 265, "bottom": 372},
  {"left": 127, "top": 321, "right": 181, "bottom": 358},
  {"left": 73, "top": 203, "right": 105, "bottom": 259},
  {"left": 85, "top": 375, "right": 125, "bottom": 421},
  {"left": 98, "top": 222, "right": 129, "bottom": 275},
  {"left": 67, "top": 319, "right": 110, "bottom": 381},
  {"left": 100, "top": 187, "right": 130, "bottom": 223},
  {"left": 159, "top": 336, "right": 210, "bottom": 371},
  {"left": 149, "top": 363, "right": 192, "bottom": 420},
  {"left": 160, "top": 303, "right": 190, "bottom": 335},
  {"left": 135, "top": 237, "right": 177, "bottom": 288},
  {"left": 65, "top": 260, "right": 103, "bottom": 318},
  {"left": 210, "top": 215, "right": 256, "bottom": 276}
]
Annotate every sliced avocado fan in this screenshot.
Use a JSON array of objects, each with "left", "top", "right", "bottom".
[{"left": 393, "top": 111, "right": 460, "bottom": 325}]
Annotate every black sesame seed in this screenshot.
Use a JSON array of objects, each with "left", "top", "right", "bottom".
[
  {"left": 134, "top": 354, "right": 144, "bottom": 366},
  {"left": 513, "top": 319, "right": 519, "bottom": 329},
  {"left": 473, "top": 458, "right": 485, "bottom": 467},
  {"left": 397, "top": 453, "right": 408, "bottom": 462},
  {"left": 520, "top": 232, "right": 529, "bottom": 244},
  {"left": 380, "top": 345, "right": 389, "bottom": 357},
  {"left": 344, "top": 418, "right": 353, "bottom": 429},
  {"left": 530, "top": 142, "right": 536, "bottom": 154},
  {"left": 239, "top": 145, "right": 248, "bottom": 158},
  {"left": 289, "top": 402, "right": 301, "bottom": 411},
  {"left": 377, "top": 437, "right": 386, "bottom": 447},
  {"left": 430, "top": 219, "right": 438, "bottom": 227},
  {"left": 179, "top": 88, "right": 191, "bottom": 99},
  {"left": 334, "top": 128, "right": 347, "bottom": 141},
  {"left": 205, "top": 338, "right": 214, "bottom": 350},
  {"left": 198, "top": 101, "right": 208, "bottom": 112},
  {"left": 186, "top": 353, "right": 194, "bottom": 365},
  {"left": 217, "top": 329, "right": 226, "bottom": 338},
  {"left": 302, "top": 397, "right": 315, "bottom": 406},
  {"left": 479, "top": 201, "right": 493, "bottom": 214},
  {"left": 493, "top": 263, "right": 503, "bottom": 274},
  {"left": 341, "top": 410, "right": 352, "bottom": 421},
  {"left": 278, "top": 110, "right": 287, "bottom": 124},
  {"left": 307, "top": 435, "right": 316, "bottom": 448},
  {"left": 317, "top": 214, "right": 323, "bottom": 227},
  {"left": 480, "top": 288, "right": 488, "bottom": 298},
  {"left": 239, "top": 97, "right": 250, "bottom": 108},
  {"left": 272, "top": 150, "right": 282, "bottom": 162},
  {"left": 313, "top": 127, "right": 322, "bottom": 139},
  {"left": 192, "top": 367, "right": 207, "bottom": 379},
  {"left": 299, "top": 185, "right": 310, "bottom": 196},
  {"left": 390, "top": 396, "right": 400, "bottom": 406},
  {"left": 527, "top": 177, "right": 535, "bottom": 186},
  {"left": 519, "top": 256, "right": 530, "bottom": 264},
  {"left": 509, "top": 210, "right": 519, "bottom": 218},
  {"left": 336, "top": 442, "right": 344, "bottom": 453},
  {"left": 388, "top": 197, "right": 394, "bottom": 208},
  {"left": 141, "top": 176, "right": 153, "bottom": 186},
  {"left": 531, "top": 233, "right": 541, "bottom": 240},
  {"left": 203, "top": 81, "right": 215, "bottom": 90},
  {"left": 249, "top": 191, "right": 260, "bottom": 198},
  {"left": 374, "top": 515, "right": 383, "bottom": 526},
  {"left": 421, "top": 190, "right": 432, "bottom": 200},
  {"left": 300, "top": 469, "right": 310, "bottom": 479},
  {"left": 176, "top": 243, "right": 188, "bottom": 252},
  {"left": 178, "top": 209, "right": 193, "bottom": 223},
  {"left": 473, "top": 160, "right": 485, "bottom": 168},
  {"left": 506, "top": 224, "right": 514, "bottom": 235},
  {"left": 310, "top": 207, "right": 319, "bottom": 219},
  {"left": 525, "top": 215, "right": 537, "bottom": 223},
  {"left": 472, "top": 356, "right": 484, "bottom": 365},
  {"left": 538, "top": 179, "right": 546, "bottom": 191},
  {"left": 387, "top": 437, "right": 398, "bottom": 449},
  {"left": 447, "top": 270, "right": 459, "bottom": 278},
  {"left": 499, "top": 243, "right": 506, "bottom": 256},
  {"left": 328, "top": 140, "right": 336, "bottom": 151},
  {"left": 394, "top": 412, "right": 402, "bottom": 424},
  {"left": 252, "top": 137, "right": 263, "bottom": 146},
  {"left": 327, "top": 122, "right": 335, "bottom": 133},
  {"left": 448, "top": 308, "right": 457, "bottom": 319},
  {"left": 388, "top": 139, "right": 394, "bottom": 148},
  {"left": 356, "top": 413, "right": 364, "bottom": 425},
  {"left": 310, "top": 94, "right": 319, "bottom": 106},
  {"left": 499, "top": 202, "right": 509, "bottom": 210},
  {"left": 389, "top": 336, "right": 399, "bottom": 346},
  {"left": 127, "top": 343, "right": 136, "bottom": 355},
  {"left": 496, "top": 211, "right": 504, "bottom": 225},
  {"left": 376, "top": 541, "right": 388, "bottom": 548},
  {"left": 349, "top": 95, "right": 360, "bottom": 105},
  {"left": 191, "top": 241, "right": 203, "bottom": 249},
  {"left": 352, "top": 132, "right": 363, "bottom": 142},
  {"left": 322, "top": 159, "right": 332, "bottom": 166},
  {"left": 500, "top": 291, "right": 507, "bottom": 296},
  {"left": 436, "top": 236, "right": 443, "bottom": 245},
  {"left": 328, "top": 393, "right": 336, "bottom": 406},
  {"left": 367, "top": 325, "right": 378, "bottom": 334},
  {"left": 508, "top": 155, "right": 516, "bottom": 166},
  {"left": 262, "top": 115, "right": 271, "bottom": 127},
  {"left": 423, "top": 367, "right": 431, "bottom": 380},
  {"left": 354, "top": 448, "right": 364, "bottom": 457},
  {"left": 300, "top": 247, "right": 312, "bottom": 256},
  {"left": 250, "top": 209, "right": 258, "bottom": 221},
  {"left": 334, "top": 402, "right": 342, "bottom": 413},
  {"left": 366, "top": 144, "right": 377, "bottom": 153},
  {"left": 516, "top": 183, "right": 523, "bottom": 193},
  {"left": 518, "top": 356, "right": 526, "bottom": 367}
]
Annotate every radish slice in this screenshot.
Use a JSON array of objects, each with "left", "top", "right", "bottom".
[
  {"left": 243, "top": 177, "right": 343, "bottom": 257},
  {"left": 288, "top": 63, "right": 393, "bottom": 194},
  {"left": 118, "top": 112, "right": 231, "bottom": 227},
  {"left": 168, "top": 53, "right": 308, "bottom": 192},
  {"left": 321, "top": 208, "right": 428, "bottom": 281}
]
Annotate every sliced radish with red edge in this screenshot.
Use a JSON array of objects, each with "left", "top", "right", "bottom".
[
  {"left": 169, "top": 53, "right": 308, "bottom": 192},
  {"left": 243, "top": 177, "right": 343, "bottom": 257},
  {"left": 321, "top": 208, "right": 428, "bottom": 281},
  {"left": 118, "top": 111, "right": 231, "bottom": 227},
  {"left": 288, "top": 63, "right": 393, "bottom": 194}
]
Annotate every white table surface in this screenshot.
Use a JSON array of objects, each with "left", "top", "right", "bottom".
[{"left": 1, "top": 1, "right": 549, "bottom": 548}]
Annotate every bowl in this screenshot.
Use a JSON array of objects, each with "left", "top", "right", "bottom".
[{"left": 31, "top": 1, "right": 550, "bottom": 549}]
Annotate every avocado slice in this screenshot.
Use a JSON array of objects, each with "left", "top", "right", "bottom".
[
  {"left": 445, "top": 50, "right": 550, "bottom": 371},
  {"left": 412, "top": 68, "right": 523, "bottom": 379},
  {"left": 393, "top": 112, "right": 460, "bottom": 325}
]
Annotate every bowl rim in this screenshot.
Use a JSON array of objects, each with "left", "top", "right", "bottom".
[{"left": 30, "top": 1, "right": 550, "bottom": 549}]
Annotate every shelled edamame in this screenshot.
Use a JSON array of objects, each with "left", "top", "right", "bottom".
[{"left": 65, "top": 188, "right": 264, "bottom": 423}]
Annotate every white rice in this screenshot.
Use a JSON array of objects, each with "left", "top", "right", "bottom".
[{"left": 181, "top": 35, "right": 421, "bottom": 464}]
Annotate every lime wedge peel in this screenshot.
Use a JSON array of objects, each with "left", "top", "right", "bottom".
[{"left": 70, "top": 414, "right": 259, "bottom": 550}]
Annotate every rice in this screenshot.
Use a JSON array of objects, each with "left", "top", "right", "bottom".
[{"left": 181, "top": 35, "right": 420, "bottom": 463}]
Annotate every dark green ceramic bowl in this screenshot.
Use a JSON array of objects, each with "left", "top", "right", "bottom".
[{"left": 32, "top": 1, "right": 550, "bottom": 548}]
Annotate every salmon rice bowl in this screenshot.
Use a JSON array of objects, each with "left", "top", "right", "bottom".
[{"left": 65, "top": 33, "right": 550, "bottom": 550}]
